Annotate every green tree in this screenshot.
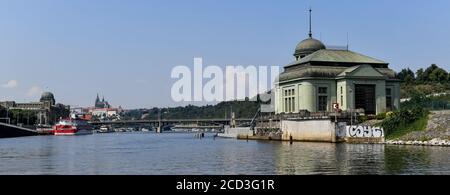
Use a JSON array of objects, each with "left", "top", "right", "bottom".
[
  {"left": 416, "top": 68, "right": 425, "bottom": 83},
  {"left": 397, "top": 68, "right": 415, "bottom": 83},
  {"left": 422, "top": 64, "right": 439, "bottom": 83},
  {"left": 429, "top": 67, "right": 448, "bottom": 83}
]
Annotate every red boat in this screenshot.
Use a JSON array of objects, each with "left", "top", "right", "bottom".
[{"left": 53, "top": 118, "right": 93, "bottom": 136}]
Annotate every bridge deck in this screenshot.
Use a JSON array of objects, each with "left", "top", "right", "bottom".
[{"left": 90, "top": 118, "right": 254, "bottom": 125}]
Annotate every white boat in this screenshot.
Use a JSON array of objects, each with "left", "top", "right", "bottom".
[{"left": 97, "top": 125, "right": 114, "bottom": 133}]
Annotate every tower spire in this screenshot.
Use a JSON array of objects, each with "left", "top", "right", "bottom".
[{"left": 309, "top": 8, "right": 313, "bottom": 38}]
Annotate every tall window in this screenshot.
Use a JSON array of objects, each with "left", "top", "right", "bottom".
[
  {"left": 386, "top": 88, "right": 393, "bottom": 111},
  {"left": 284, "top": 88, "right": 296, "bottom": 113},
  {"left": 318, "top": 87, "right": 328, "bottom": 112}
]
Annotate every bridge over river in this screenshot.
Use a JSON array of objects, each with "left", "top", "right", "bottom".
[{"left": 90, "top": 118, "right": 254, "bottom": 129}]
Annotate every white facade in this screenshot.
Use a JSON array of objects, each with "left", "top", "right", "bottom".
[{"left": 91, "top": 108, "right": 118, "bottom": 117}]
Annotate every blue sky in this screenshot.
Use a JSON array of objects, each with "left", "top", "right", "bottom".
[{"left": 0, "top": 0, "right": 449, "bottom": 108}]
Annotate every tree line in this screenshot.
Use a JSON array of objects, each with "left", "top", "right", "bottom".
[
  {"left": 397, "top": 64, "right": 449, "bottom": 85},
  {"left": 397, "top": 64, "right": 449, "bottom": 98},
  {"left": 0, "top": 108, "right": 39, "bottom": 126},
  {"left": 123, "top": 97, "right": 263, "bottom": 120}
]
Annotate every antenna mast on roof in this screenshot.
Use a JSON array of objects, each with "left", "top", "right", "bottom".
[{"left": 309, "top": 7, "right": 313, "bottom": 38}]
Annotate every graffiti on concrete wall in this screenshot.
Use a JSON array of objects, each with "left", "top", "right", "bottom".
[
  {"left": 346, "top": 126, "right": 384, "bottom": 138},
  {"left": 336, "top": 122, "right": 347, "bottom": 138}
]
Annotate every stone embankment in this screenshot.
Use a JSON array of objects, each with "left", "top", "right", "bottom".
[
  {"left": 386, "top": 110, "right": 450, "bottom": 147},
  {"left": 385, "top": 138, "right": 450, "bottom": 147}
]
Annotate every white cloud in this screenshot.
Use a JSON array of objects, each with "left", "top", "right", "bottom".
[
  {"left": 26, "top": 86, "right": 43, "bottom": 97},
  {"left": 2, "top": 80, "right": 18, "bottom": 88}
]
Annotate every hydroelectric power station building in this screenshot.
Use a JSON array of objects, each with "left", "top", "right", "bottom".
[{"left": 275, "top": 12, "right": 400, "bottom": 116}]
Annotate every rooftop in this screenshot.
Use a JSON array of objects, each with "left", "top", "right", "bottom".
[{"left": 286, "top": 49, "right": 388, "bottom": 68}]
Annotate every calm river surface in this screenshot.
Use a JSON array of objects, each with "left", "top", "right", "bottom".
[{"left": 0, "top": 132, "right": 449, "bottom": 175}]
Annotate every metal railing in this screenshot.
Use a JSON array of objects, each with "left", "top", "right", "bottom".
[
  {"left": 0, "top": 118, "right": 10, "bottom": 124},
  {"left": 425, "top": 101, "right": 450, "bottom": 111}
]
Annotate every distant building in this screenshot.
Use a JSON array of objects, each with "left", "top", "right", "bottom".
[
  {"left": 70, "top": 107, "right": 92, "bottom": 121},
  {"left": 91, "top": 108, "right": 119, "bottom": 118},
  {"left": 274, "top": 10, "right": 400, "bottom": 115},
  {"left": 89, "top": 94, "right": 122, "bottom": 120},
  {"left": 95, "top": 94, "right": 111, "bottom": 109},
  {"left": 0, "top": 92, "right": 70, "bottom": 125}
]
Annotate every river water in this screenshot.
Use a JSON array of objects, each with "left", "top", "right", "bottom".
[{"left": 0, "top": 132, "right": 449, "bottom": 175}]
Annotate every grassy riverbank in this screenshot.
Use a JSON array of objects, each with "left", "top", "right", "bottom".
[{"left": 386, "top": 114, "right": 429, "bottom": 140}]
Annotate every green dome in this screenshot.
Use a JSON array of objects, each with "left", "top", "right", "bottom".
[{"left": 294, "top": 38, "right": 326, "bottom": 58}]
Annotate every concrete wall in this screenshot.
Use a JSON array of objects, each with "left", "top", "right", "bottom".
[
  {"left": 336, "top": 123, "right": 385, "bottom": 143},
  {"left": 281, "top": 120, "right": 337, "bottom": 142},
  {"left": 221, "top": 126, "right": 254, "bottom": 138}
]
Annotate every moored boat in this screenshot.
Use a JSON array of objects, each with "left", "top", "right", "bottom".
[
  {"left": 36, "top": 124, "right": 55, "bottom": 135},
  {"left": 97, "top": 125, "right": 114, "bottom": 133},
  {"left": 54, "top": 118, "right": 93, "bottom": 136}
]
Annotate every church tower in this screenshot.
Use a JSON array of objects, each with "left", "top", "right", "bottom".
[{"left": 95, "top": 93, "right": 101, "bottom": 108}]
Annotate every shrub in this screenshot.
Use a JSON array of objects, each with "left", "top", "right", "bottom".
[
  {"left": 358, "top": 115, "right": 369, "bottom": 123},
  {"left": 381, "top": 106, "right": 429, "bottom": 138},
  {"left": 376, "top": 113, "right": 387, "bottom": 120},
  {"left": 386, "top": 111, "right": 395, "bottom": 118}
]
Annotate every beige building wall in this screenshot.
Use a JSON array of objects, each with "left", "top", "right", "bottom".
[
  {"left": 276, "top": 79, "right": 337, "bottom": 113},
  {"left": 276, "top": 78, "right": 398, "bottom": 115}
]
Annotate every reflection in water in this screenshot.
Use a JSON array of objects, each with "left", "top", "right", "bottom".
[
  {"left": 0, "top": 133, "right": 449, "bottom": 175},
  {"left": 385, "top": 146, "right": 433, "bottom": 175},
  {"left": 274, "top": 143, "right": 385, "bottom": 175}
]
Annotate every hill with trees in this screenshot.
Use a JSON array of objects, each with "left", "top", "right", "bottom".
[{"left": 122, "top": 97, "right": 264, "bottom": 120}]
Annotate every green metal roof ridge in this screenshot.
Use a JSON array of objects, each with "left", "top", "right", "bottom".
[{"left": 285, "top": 49, "right": 388, "bottom": 68}]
